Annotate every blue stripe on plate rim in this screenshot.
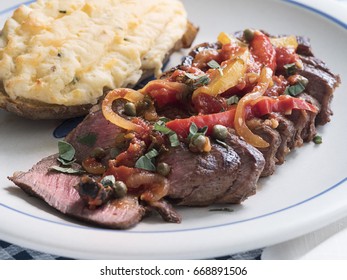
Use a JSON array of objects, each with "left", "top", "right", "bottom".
[{"left": 0, "top": 0, "right": 346, "bottom": 234}]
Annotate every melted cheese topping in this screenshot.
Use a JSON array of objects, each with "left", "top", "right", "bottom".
[{"left": 0, "top": 0, "right": 187, "bottom": 106}]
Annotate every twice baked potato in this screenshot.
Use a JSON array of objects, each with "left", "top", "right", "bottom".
[{"left": 0, "top": 0, "right": 198, "bottom": 119}]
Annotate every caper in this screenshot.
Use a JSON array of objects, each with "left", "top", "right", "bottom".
[
  {"left": 313, "top": 135, "right": 322, "bottom": 144},
  {"left": 124, "top": 102, "right": 137, "bottom": 116},
  {"left": 212, "top": 124, "right": 228, "bottom": 141},
  {"left": 112, "top": 181, "right": 128, "bottom": 198},
  {"left": 156, "top": 162, "right": 171, "bottom": 177},
  {"left": 191, "top": 135, "right": 207, "bottom": 152},
  {"left": 243, "top": 29, "right": 254, "bottom": 42},
  {"left": 90, "top": 147, "right": 106, "bottom": 159}
]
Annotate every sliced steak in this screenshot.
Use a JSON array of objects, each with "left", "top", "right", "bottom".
[
  {"left": 216, "top": 132, "right": 265, "bottom": 204},
  {"left": 65, "top": 106, "right": 123, "bottom": 163},
  {"left": 296, "top": 36, "right": 314, "bottom": 57},
  {"left": 297, "top": 93, "right": 320, "bottom": 142},
  {"left": 298, "top": 55, "right": 340, "bottom": 125},
  {"left": 285, "top": 96, "right": 318, "bottom": 148},
  {"left": 160, "top": 143, "right": 241, "bottom": 206},
  {"left": 148, "top": 200, "right": 182, "bottom": 223},
  {"left": 9, "top": 155, "right": 146, "bottom": 229},
  {"left": 248, "top": 119, "right": 282, "bottom": 177},
  {"left": 268, "top": 113, "right": 296, "bottom": 164}
]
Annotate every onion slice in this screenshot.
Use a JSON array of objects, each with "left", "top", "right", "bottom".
[
  {"left": 234, "top": 67, "right": 273, "bottom": 148},
  {"left": 125, "top": 172, "right": 169, "bottom": 202},
  {"left": 102, "top": 88, "right": 144, "bottom": 133}
]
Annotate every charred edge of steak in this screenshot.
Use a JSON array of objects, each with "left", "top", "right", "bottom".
[
  {"left": 161, "top": 142, "right": 242, "bottom": 206},
  {"left": 216, "top": 132, "right": 265, "bottom": 204},
  {"left": 298, "top": 55, "right": 341, "bottom": 126},
  {"left": 268, "top": 113, "right": 296, "bottom": 165},
  {"left": 295, "top": 35, "right": 340, "bottom": 126},
  {"left": 247, "top": 119, "right": 282, "bottom": 177}
]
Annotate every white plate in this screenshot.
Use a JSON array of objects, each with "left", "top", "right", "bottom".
[{"left": 0, "top": 0, "right": 346, "bottom": 260}]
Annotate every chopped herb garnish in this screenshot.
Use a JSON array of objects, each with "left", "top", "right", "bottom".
[
  {"left": 135, "top": 156, "right": 156, "bottom": 171},
  {"left": 313, "top": 135, "right": 323, "bottom": 144},
  {"left": 284, "top": 63, "right": 297, "bottom": 76},
  {"left": 193, "top": 75, "right": 211, "bottom": 88},
  {"left": 158, "top": 117, "right": 170, "bottom": 123},
  {"left": 52, "top": 141, "right": 80, "bottom": 173},
  {"left": 135, "top": 149, "right": 159, "bottom": 171},
  {"left": 77, "top": 133, "right": 97, "bottom": 147},
  {"left": 207, "top": 60, "right": 224, "bottom": 76},
  {"left": 58, "top": 140, "right": 75, "bottom": 162},
  {"left": 184, "top": 73, "right": 211, "bottom": 89},
  {"left": 226, "top": 95, "right": 239, "bottom": 105},
  {"left": 57, "top": 157, "right": 76, "bottom": 166},
  {"left": 145, "top": 149, "right": 159, "bottom": 159},
  {"left": 209, "top": 207, "right": 234, "bottom": 212},
  {"left": 168, "top": 133, "right": 180, "bottom": 147},
  {"left": 154, "top": 122, "right": 172, "bottom": 134},
  {"left": 50, "top": 166, "right": 84, "bottom": 174},
  {"left": 154, "top": 119, "right": 180, "bottom": 147},
  {"left": 284, "top": 77, "right": 308, "bottom": 97},
  {"left": 188, "top": 122, "right": 198, "bottom": 136},
  {"left": 184, "top": 72, "right": 200, "bottom": 80},
  {"left": 187, "top": 122, "right": 208, "bottom": 141}
]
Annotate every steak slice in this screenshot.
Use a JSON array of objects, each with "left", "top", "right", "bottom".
[
  {"left": 248, "top": 119, "right": 282, "bottom": 177},
  {"left": 297, "top": 93, "right": 320, "bottom": 142},
  {"left": 296, "top": 36, "right": 314, "bottom": 57},
  {"left": 216, "top": 133, "right": 265, "bottom": 204},
  {"left": 9, "top": 155, "right": 146, "bottom": 229},
  {"left": 298, "top": 55, "right": 341, "bottom": 126},
  {"left": 285, "top": 94, "right": 319, "bottom": 148},
  {"left": 268, "top": 113, "right": 296, "bottom": 165},
  {"left": 160, "top": 143, "right": 241, "bottom": 206},
  {"left": 65, "top": 106, "right": 123, "bottom": 163}
]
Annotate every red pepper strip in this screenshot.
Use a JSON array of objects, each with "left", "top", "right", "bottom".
[
  {"left": 166, "top": 95, "right": 318, "bottom": 140},
  {"left": 140, "top": 80, "right": 191, "bottom": 108},
  {"left": 251, "top": 95, "right": 319, "bottom": 116},
  {"left": 250, "top": 31, "right": 277, "bottom": 72},
  {"left": 166, "top": 109, "right": 236, "bottom": 139}
]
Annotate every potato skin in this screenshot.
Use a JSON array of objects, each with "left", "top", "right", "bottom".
[{"left": 0, "top": 92, "right": 91, "bottom": 120}]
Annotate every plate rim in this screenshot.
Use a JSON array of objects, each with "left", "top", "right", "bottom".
[{"left": 0, "top": 0, "right": 346, "bottom": 259}]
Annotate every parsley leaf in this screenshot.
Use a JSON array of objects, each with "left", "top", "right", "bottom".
[
  {"left": 284, "top": 63, "right": 297, "bottom": 76},
  {"left": 168, "top": 133, "right": 180, "bottom": 147},
  {"left": 284, "top": 81, "right": 308, "bottom": 97},
  {"left": 226, "top": 95, "right": 239, "bottom": 105},
  {"left": 187, "top": 122, "right": 208, "bottom": 141},
  {"left": 184, "top": 73, "right": 211, "bottom": 89},
  {"left": 77, "top": 133, "right": 97, "bottom": 147},
  {"left": 207, "top": 60, "right": 223, "bottom": 76},
  {"left": 58, "top": 141, "right": 75, "bottom": 162},
  {"left": 153, "top": 119, "right": 180, "bottom": 147},
  {"left": 50, "top": 166, "right": 84, "bottom": 174},
  {"left": 135, "top": 149, "right": 159, "bottom": 171}
]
